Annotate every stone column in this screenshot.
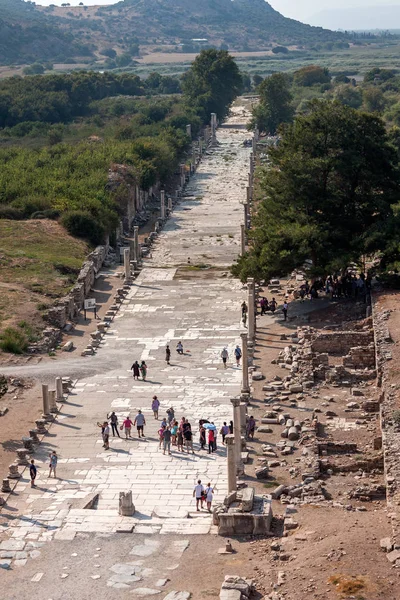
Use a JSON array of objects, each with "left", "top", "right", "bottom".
[
  {"left": 246, "top": 186, "right": 250, "bottom": 203},
  {"left": 192, "top": 146, "right": 196, "bottom": 171},
  {"left": 175, "top": 188, "right": 180, "bottom": 202},
  {"left": 243, "top": 202, "right": 249, "bottom": 230},
  {"left": 123, "top": 248, "right": 130, "bottom": 280},
  {"left": 168, "top": 196, "right": 172, "bottom": 212},
  {"left": 240, "top": 223, "right": 246, "bottom": 256},
  {"left": 225, "top": 435, "right": 237, "bottom": 493},
  {"left": 248, "top": 278, "right": 255, "bottom": 342},
  {"left": 211, "top": 112, "right": 217, "bottom": 142},
  {"left": 240, "top": 332, "right": 250, "bottom": 394},
  {"left": 133, "top": 226, "right": 139, "bottom": 264},
  {"left": 56, "top": 377, "right": 63, "bottom": 402},
  {"left": 231, "top": 398, "right": 244, "bottom": 475},
  {"left": 49, "top": 390, "right": 58, "bottom": 413},
  {"left": 42, "top": 384, "right": 51, "bottom": 421},
  {"left": 160, "top": 190, "right": 166, "bottom": 220},
  {"left": 186, "top": 124, "right": 192, "bottom": 138},
  {"left": 240, "top": 403, "right": 247, "bottom": 434}
]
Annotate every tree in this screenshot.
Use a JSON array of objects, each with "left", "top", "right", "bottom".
[
  {"left": 252, "top": 74, "right": 263, "bottom": 90},
  {"left": 233, "top": 100, "right": 400, "bottom": 282},
  {"left": 249, "top": 73, "right": 294, "bottom": 134},
  {"left": 363, "top": 86, "right": 386, "bottom": 113},
  {"left": 181, "top": 49, "right": 243, "bottom": 121},
  {"left": 272, "top": 46, "right": 289, "bottom": 54},
  {"left": 333, "top": 84, "right": 363, "bottom": 109},
  {"left": 294, "top": 65, "right": 331, "bottom": 87}
]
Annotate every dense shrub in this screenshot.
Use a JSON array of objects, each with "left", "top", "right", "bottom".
[
  {"left": 61, "top": 210, "right": 105, "bottom": 245},
  {"left": 0, "top": 206, "right": 24, "bottom": 219},
  {"left": 0, "top": 327, "right": 28, "bottom": 354}
]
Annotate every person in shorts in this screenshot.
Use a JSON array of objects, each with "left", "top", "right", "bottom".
[
  {"left": 184, "top": 426, "right": 194, "bottom": 454},
  {"left": 220, "top": 422, "right": 229, "bottom": 445},
  {"left": 122, "top": 416, "right": 133, "bottom": 439},
  {"left": 134, "top": 410, "right": 146, "bottom": 438},
  {"left": 221, "top": 347, "right": 229, "bottom": 368},
  {"left": 152, "top": 396, "right": 160, "bottom": 419},
  {"left": 193, "top": 479, "right": 205, "bottom": 511},
  {"left": 49, "top": 450, "right": 58, "bottom": 477},
  {"left": 163, "top": 426, "right": 172, "bottom": 455}
]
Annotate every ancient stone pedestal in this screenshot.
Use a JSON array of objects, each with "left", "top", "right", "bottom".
[
  {"left": 240, "top": 332, "right": 250, "bottom": 395},
  {"left": 2, "top": 479, "right": 11, "bottom": 493},
  {"left": 225, "top": 435, "right": 237, "bottom": 494},
  {"left": 49, "top": 390, "right": 58, "bottom": 413},
  {"left": 119, "top": 491, "right": 135, "bottom": 516},
  {"left": 231, "top": 399, "right": 244, "bottom": 476},
  {"left": 16, "top": 449, "right": 30, "bottom": 466},
  {"left": 22, "top": 437, "right": 34, "bottom": 453},
  {"left": 35, "top": 419, "right": 47, "bottom": 434},
  {"left": 56, "top": 377, "right": 63, "bottom": 402},
  {"left": 29, "top": 429, "right": 40, "bottom": 445},
  {"left": 133, "top": 226, "right": 139, "bottom": 265},
  {"left": 7, "top": 463, "right": 20, "bottom": 479},
  {"left": 168, "top": 196, "right": 172, "bottom": 212}
]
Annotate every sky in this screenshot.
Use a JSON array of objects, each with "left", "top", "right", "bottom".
[{"left": 269, "top": 0, "right": 400, "bottom": 29}]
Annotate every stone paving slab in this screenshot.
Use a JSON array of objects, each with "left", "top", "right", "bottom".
[{"left": 0, "top": 112, "right": 251, "bottom": 574}]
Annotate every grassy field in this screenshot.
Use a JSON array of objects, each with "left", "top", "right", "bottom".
[
  {"left": 2, "top": 42, "right": 400, "bottom": 81},
  {"left": 0, "top": 220, "right": 89, "bottom": 333}
]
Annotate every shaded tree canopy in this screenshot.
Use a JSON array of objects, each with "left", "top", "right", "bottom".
[
  {"left": 249, "top": 73, "right": 294, "bottom": 134},
  {"left": 182, "top": 49, "right": 243, "bottom": 121},
  {"left": 233, "top": 100, "right": 400, "bottom": 282}
]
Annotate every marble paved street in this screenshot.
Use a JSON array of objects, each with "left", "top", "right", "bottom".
[{"left": 0, "top": 106, "right": 251, "bottom": 580}]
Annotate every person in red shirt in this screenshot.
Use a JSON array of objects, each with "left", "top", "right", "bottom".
[{"left": 208, "top": 429, "right": 215, "bottom": 454}]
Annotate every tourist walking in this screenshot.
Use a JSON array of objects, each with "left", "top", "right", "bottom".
[
  {"left": 270, "top": 298, "right": 277, "bottom": 314},
  {"left": 176, "top": 341, "right": 184, "bottom": 355},
  {"left": 166, "top": 406, "right": 175, "bottom": 424},
  {"left": 49, "top": 450, "right": 58, "bottom": 477},
  {"left": 220, "top": 422, "right": 229, "bottom": 444},
  {"left": 109, "top": 411, "right": 120, "bottom": 437},
  {"left": 221, "top": 347, "right": 229, "bottom": 369},
  {"left": 134, "top": 410, "right": 146, "bottom": 438},
  {"left": 234, "top": 345, "right": 242, "bottom": 367},
  {"left": 282, "top": 301, "right": 288, "bottom": 321},
  {"left": 199, "top": 424, "right": 206, "bottom": 450},
  {"left": 171, "top": 420, "right": 178, "bottom": 446},
  {"left": 30, "top": 459, "right": 37, "bottom": 488},
  {"left": 241, "top": 301, "right": 248, "bottom": 326},
  {"left": 140, "top": 360, "right": 148, "bottom": 381},
  {"left": 165, "top": 345, "right": 171, "bottom": 365},
  {"left": 205, "top": 483, "right": 214, "bottom": 513},
  {"left": 131, "top": 360, "right": 140, "bottom": 380},
  {"left": 158, "top": 425, "right": 165, "bottom": 450},
  {"left": 177, "top": 426, "right": 184, "bottom": 452},
  {"left": 163, "top": 426, "right": 172, "bottom": 455},
  {"left": 193, "top": 479, "right": 205, "bottom": 511},
  {"left": 183, "top": 421, "right": 194, "bottom": 454},
  {"left": 247, "top": 415, "right": 256, "bottom": 439},
  {"left": 122, "top": 415, "right": 133, "bottom": 439},
  {"left": 152, "top": 396, "right": 160, "bottom": 419},
  {"left": 208, "top": 428, "right": 215, "bottom": 454}
]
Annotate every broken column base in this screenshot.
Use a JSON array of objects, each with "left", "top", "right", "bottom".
[
  {"left": 215, "top": 491, "right": 273, "bottom": 536},
  {"left": 119, "top": 491, "right": 135, "bottom": 516}
]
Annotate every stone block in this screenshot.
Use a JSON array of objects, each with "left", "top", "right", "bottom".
[
  {"left": 387, "top": 549, "right": 400, "bottom": 564},
  {"left": 255, "top": 466, "right": 269, "bottom": 480},
  {"left": 380, "top": 537, "right": 393, "bottom": 553}
]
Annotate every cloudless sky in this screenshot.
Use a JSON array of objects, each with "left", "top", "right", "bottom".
[{"left": 270, "top": 0, "right": 400, "bottom": 22}]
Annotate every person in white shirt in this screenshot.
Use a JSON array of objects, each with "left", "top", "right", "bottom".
[
  {"left": 193, "top": 479, "right": 205, "bottom": 511},
  {"left": 134, "top": 410, "right": 146, "bottom": 438},
  {"left": 205, "top": 482, "right": 214, "bottom": 513}
]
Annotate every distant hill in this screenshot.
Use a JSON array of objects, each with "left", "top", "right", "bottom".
[
  {"left": 98, "top": 0, "right": 348, "bottom": 48},
  {"left": 0, "top": 0, "right": 91, "bottom": 64},
  {"left": 309, "top": 5, "right": 400, "bottom": 31},
  {"left": 0, "top": 0, "right": 348, "bottom": 66}
]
